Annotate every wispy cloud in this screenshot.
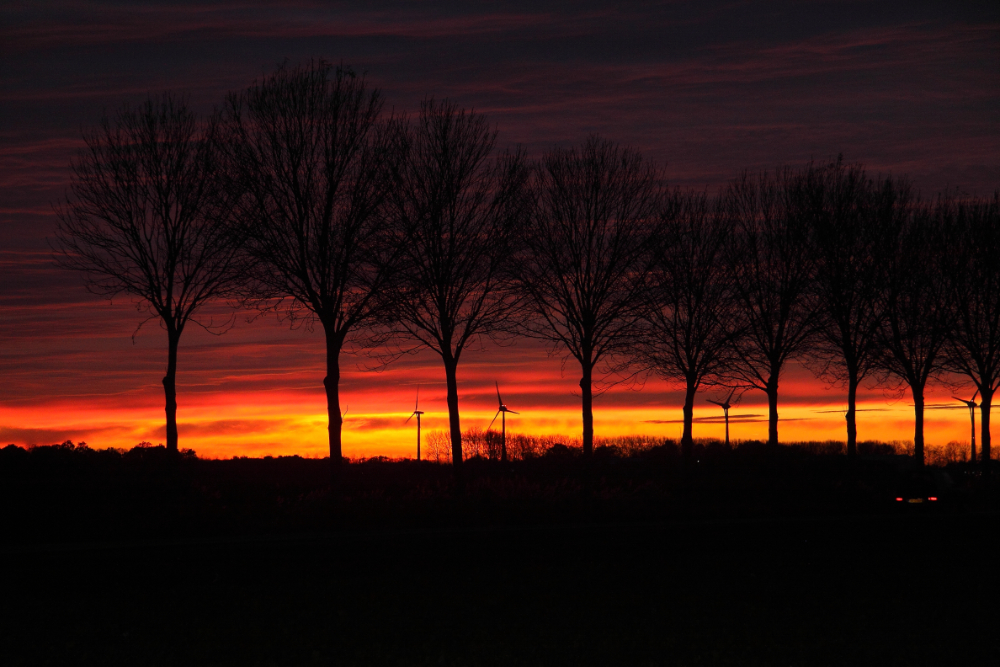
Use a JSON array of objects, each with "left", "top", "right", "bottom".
[{"left": 2, "top": 1, "right": 997, "bottom": 455}]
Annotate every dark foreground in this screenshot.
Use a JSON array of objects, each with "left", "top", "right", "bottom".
[{"left": 2, "top": 443, "right": 999, "bottom": 665}]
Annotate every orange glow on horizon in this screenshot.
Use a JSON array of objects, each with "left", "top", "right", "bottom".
[
  {"left": 0, "top": 310, "right": 984, "bottom": 460},
  {"left": 1, "top": 370, "right": 984, "bottom": 460}
]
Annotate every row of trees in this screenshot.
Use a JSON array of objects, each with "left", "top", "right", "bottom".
[
  {"left": 55, "top": 61, "right": 999, "bottom": 477},
  {"left": 642, "top": 165, "right": 999, "bottom": 470}
]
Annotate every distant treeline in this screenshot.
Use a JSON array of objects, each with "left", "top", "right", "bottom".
[
  {"left": 419, "top": 431, "right": 975, "bottom": 469},
  {"left": 2, "top": 434, "right": 976, "bottom": 469},
  {"left": 52, "top": 59, "right": 1000, "bottom": 476}
]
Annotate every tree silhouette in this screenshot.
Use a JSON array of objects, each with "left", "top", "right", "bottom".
[
  {"left": 876, "top": 197, "right": 952, "bottom": 467},
  {"left": 941, "top": 192, "right": 1000, "bottom": 474},
  {"left": 638, "top": 189, "right": 733, "bottom": 464},
  {"left": 54, "top": 95, "right": 241, "bottom": 454},
  {"left": 803, "top": 160, "right": 906, "bottom": 461},
  {"left": 520, "top": 137, "right": 663, "bottom": 456},
  {"left": 388, "top": 100, "right": 530, "bottom": 478},
  {"left": 721, "top": 167, "right": 817, "bottom": 447},
  {"left": 218, "top": 61, "right": 400, "bottom": 472}
]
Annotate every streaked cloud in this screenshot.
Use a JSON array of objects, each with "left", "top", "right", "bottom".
[{"left": 1, "top": 1, "right": 996, "bottom": 456}]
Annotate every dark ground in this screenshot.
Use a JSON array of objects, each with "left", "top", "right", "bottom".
[{"left": 2, "top": 442, "right": 998, "bottom": 666}]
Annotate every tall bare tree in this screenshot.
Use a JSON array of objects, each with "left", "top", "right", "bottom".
[
  {"left": 639, "top": 189, "right": 733, "bottom": 464},
  {"left": 876, "top": 197, "right": 952, "bottom": 467},
  {"left": 941, "top": 192, "right": 1000, "bottom": 473},
  {"left": 218, "top": 61, "right": 400, "bottom": 471},
  {"left": 804, "top": 160, "right": 906, "bottom": 461},
  {"left": 520, "top": 136, "right": 664, "bottom": 456},
  {"left": 388, "top": 99, "right": 530, "bottom": 478},
  {"left": 54, "top": 95, "right": 241, "bottom": 454},
  {"left": 721, "top": 167, "right": 817, "bottom": 447}
]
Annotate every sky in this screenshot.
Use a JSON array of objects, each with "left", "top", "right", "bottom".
[{"left": 2, "top": 1, "right": 999, "bottom": 458}]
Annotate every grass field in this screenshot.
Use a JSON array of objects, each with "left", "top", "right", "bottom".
[{"left": 2, "top": 440, "right": 998, "bottom": 665}]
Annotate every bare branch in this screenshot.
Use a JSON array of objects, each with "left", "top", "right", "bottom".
[
  {"left": 217, "top": 60, "right": 403, "bottom": 468},
  {"left": 384, "top": 99, "right": 531, "bottom": 474},
  {"left": 719, "top": 166, "right": 818, "bottom": 446},
  {"left": 52, "top": 94, "right": 243, "bottom": 453},
  {"left": 518, "top": 136, "right": 664, "bottom": 455}
]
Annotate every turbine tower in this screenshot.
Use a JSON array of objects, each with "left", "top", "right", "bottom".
[
  {"left": 406, "top": 388, "right": 424, "bottom": 461},
  {"left": 487, "top": 381, "right": 519, "bottom": 462},
  {"left": 953, "top": 389, "right": 979, "bottom": 464},
  {"left": 707, "top": 389, "right": 736, "bottom": 447}
]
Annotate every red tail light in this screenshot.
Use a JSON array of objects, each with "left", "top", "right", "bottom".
[
  {"left": 929, "top": 497, "right": 938, "bottom": 501},
  {"left": 895, "top": 497, "right": 903, "bottom": 502}
]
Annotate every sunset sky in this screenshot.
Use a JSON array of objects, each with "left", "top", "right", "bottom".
[{"left": 2, "top": 1, "right": 998, "bottom": 458}]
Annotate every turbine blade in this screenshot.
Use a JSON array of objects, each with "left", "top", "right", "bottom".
[
  {"left": 496, "top": 380, "right": 503, "bottom": 406},
  {"left": 508, "top": 410, "right": 519, "bottom": 415},
  {"left": 405, "top": 413, "right": 414, "bottom": 424},
  {"left": 707, "top": 400, "right": 722, "bottom": 406},
  {"left": 973, "top": 388, "right": 980, "bottom": 402},
  {"left": 487, "top": 410, "right": 500, "bottom": 431}
]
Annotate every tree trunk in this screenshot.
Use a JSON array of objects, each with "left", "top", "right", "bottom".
[
  {"left": 981, "top": 388, "right": 993, "bottom": 477},
  {"left": 766, "top": 373, "right": 779, "bottom": 447},
  {"left": 581, "top": 362, "right": 594, "bottom": 456},
  {"left": 912, "top": 388, "right": 925, "bottom": 467},
  {"left": 681, "top": 379, "right": 697, "bottom": 464},
  {"left": 846, "top": 373, "right": 859, "bottom": 462},
  {"left": 443, "top": 353, "right": 463, "bottom": 478},
  {"left": 323, "top": 328, "right": 345, "bottom": 475},
  {"left": 163, "top": 327, "right": 180, "bottom": 454}
]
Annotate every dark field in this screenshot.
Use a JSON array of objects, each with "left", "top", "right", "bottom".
[{"left": 2, "top": 443, "right": 998, "bottom": 666}]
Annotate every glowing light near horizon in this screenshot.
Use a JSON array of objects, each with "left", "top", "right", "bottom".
[
  {"left": 0, "top": 318, "right": 984, "bottom": 459},
  {"left": 0, "top": 389, "right": 980, "bottom": 460}
]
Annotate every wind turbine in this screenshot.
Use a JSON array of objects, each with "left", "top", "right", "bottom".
[
  {"left": 953, "top": 389, "right": 979, "bottom": 464},
  {"left": 405, "top": 388, "right": 424, "bottom": 461},
  {"left": 487, "top": 381, "right": 518, "bottom": 462},
  {"left": 707, "top": 389, "right": 736, "bottom": 446}
]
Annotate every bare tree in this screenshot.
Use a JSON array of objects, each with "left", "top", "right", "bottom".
[
  {"left": 520, "top": 136, "right": 664, "bottom": 456},
  {"left": 804, "top": 160, "right": 906, "bottom": 461},
  {"left": 941, "top": 192, "right": 1000, "bottom": 474},
  {"left": 721, "top": 167, "right": 817, "bottom": 447},
  {"left": 54, "top": 95, "right": 241, "bottom": 454},
  {"left": 876, "top": 196, "right": 952, "bottom": 467},
  {"left": 388, "top": 99, "right": 530, "bottom": 478},
  {"left": 639, "top": 189, "right": 733, "bottom": 464},
  {"left": 218, "top": 61, "right": 400, "bottom": 472}
]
